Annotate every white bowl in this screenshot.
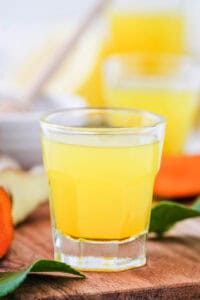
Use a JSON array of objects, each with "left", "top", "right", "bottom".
[{"left": 0, "top": 93, "right": 86, "bottom": 168}]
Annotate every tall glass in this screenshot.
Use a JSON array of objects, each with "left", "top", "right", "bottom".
[
  {"left": 103, "top": 54, "right": 200, "bottom": 154},
  {"left": 107, "top": 0, "right": 185, "bottom": 54},
  {"left": 41, "top": 108, "right": 165, "bottom": 271}
]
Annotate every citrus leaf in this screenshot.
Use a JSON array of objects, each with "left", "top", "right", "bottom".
[
  {"left": 192, "top": 197, "right": 200, "bottom": 211},
  {"left": 150, "top": 201, "right": 200, "bottom": 236},
  {"left": 0, "top": 259, "right": 85, "bottom": 297}
]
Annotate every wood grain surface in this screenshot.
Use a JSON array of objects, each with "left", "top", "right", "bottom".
[{"left": 0, "top": 202, "right": 200, "bottom": 300}]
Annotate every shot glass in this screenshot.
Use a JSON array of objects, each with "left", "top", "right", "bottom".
[
  {"left": 41, "top": 107, "right": 165, "bottom": 271},
  {"left": 103, "top": 54, "right": 200, "bottom": 154}
]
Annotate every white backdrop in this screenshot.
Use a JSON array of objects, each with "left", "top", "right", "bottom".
[{"left": 0, "top": 0, "right": 97, "bottom": 80}]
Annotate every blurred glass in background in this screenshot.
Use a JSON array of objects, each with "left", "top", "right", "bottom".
[
  {"left": 107, "top": 0, "right": 185, "bottom": 54},
  {"left": 103, "top": 53, "right": 200, "bottom": 154},
  {"left": 0, "top": 0, "right": 200, "bottom": 148},
  {"left": 0, "top": 0, "right": 200, "bottom": 79}
]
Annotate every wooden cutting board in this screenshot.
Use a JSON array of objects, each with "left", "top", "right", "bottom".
[{"left": 0, "top": 202, "right": 200, "bottom": 300}]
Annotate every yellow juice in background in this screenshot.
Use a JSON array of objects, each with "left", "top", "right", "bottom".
[
  {"left": 109, "top": 11, "right": 185, "bottom": 54},
  {"left": 43, "top": 136, "right": 159, "bottom": 240},
  {"left": 104, "top": 88, "right": 198, "bottom": 154},
  {"left": 14, "top": 10, "right": 186, "bottom": 107}
]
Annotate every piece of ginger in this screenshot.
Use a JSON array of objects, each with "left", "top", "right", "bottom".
[{"left": 0, "top": 155, "right": 48, "bottom": 225}]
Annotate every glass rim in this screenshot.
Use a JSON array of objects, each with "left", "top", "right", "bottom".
[
  {"left": 103, "top": 52, "right": 198, "bottom": 66},
  {"left": 40, "top": 107, "right": 165, "bottom": 135},
  {"left": 103, "top": 53, "right": 200, "bottom": 90}
]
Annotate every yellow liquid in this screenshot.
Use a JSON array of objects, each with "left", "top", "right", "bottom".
[
  {"left": 104, "top": 88, "right": 198, "bottom": 154},
  {"left": 43, "top": 136, "right": 159, "bottom": 240},
  {"left": 109, "top": 11, "right": 185, "bottom": 54}
]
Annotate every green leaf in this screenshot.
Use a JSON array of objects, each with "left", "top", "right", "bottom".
[
  {"left": 0, "top": 259, "right": 85, "bottom": 297},
  {"left": 192, "top": 197, "right": 200, "bottom": 211},
  {"left": 150, "top": 201, "right": 200, "bottom": 236}
]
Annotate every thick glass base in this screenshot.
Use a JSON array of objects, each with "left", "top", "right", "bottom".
[{"left": 53, "top": 229, "right": 147, "bottom": 272}]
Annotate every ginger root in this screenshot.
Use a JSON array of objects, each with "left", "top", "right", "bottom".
[{"left": 0, "top": 155, "right": 48, "bottom": 225}]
